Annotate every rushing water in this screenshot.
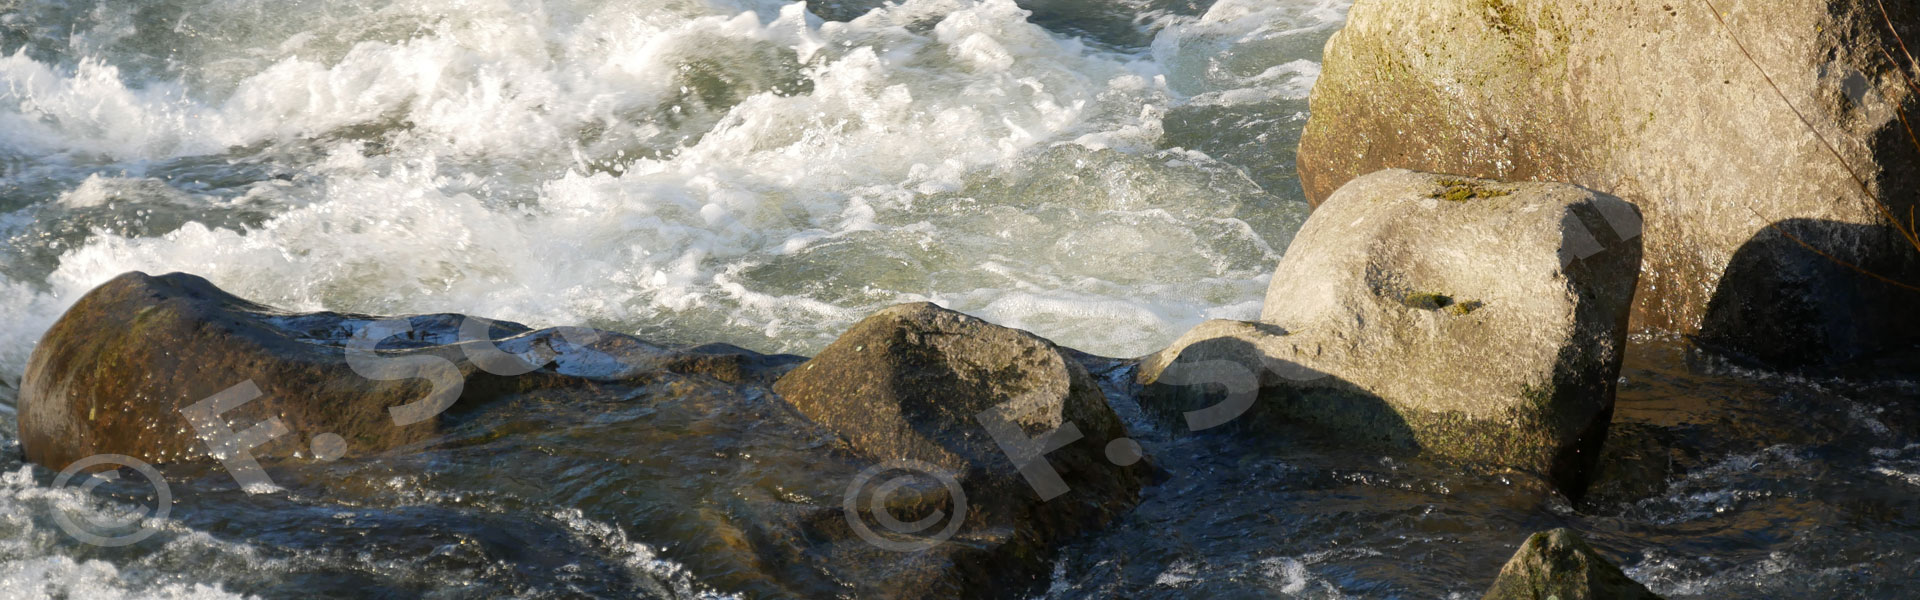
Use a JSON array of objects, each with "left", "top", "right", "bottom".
[
  {"left": 1, "top": 0, "right": 1918, "bottom": 598},
  {"left": 0, "top": 0, "right": 1337, "bottom": 372}
]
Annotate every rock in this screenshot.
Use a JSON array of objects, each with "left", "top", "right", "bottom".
[
  {"left": 22, "top": 274, "right": 1136, "bottom": 598},
  {"left": 1296, "top": 0, "right": 1920, "bottom": 367},
  {"left": 773, "top": 302, "right": 1148, "bottom": 597},
  {"left": 1139, "top": 170, "right": 1641, "bottom": 495},
  {"left": 1483, "top": 528, "right": 1663, "bottom": 600},
  {"left": 18, "top": 271, "right": 798, "bottom": 471}
]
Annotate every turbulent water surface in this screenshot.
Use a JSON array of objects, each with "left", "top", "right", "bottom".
[{"left": 1, "top": 0, "right": 1918, "bottom": 598}]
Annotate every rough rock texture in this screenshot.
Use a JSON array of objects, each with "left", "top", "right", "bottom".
[
  {"left": 1139, "top": 170, "right": 1641, "bottom": 494},
  {"left": 22, "top": 274, "right": 1143, "bottom": 598},
  {"left": 773, "top": 302, "right": 1148, "bottom": 597},
  {"left": 1483, "top": 529, "right": 1664, "bottom": 600},
  {"left": 1297, "top": 0, "right": 1920, "bottom": 366},
  {"left": 18, "top": 271, "right": 793, "bottom": 470}
]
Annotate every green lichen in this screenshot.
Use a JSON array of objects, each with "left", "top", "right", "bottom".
[
  {"left": 1404, "top": 292, "right": 1486, "bottom": 315},
  {"left": 1431, "top": 178, "right": 1512, "bottom": 202},
  {"left": 1403, "top": 292, "right": 1454, "bottom": 310},
  {"left": 1486, "top": 0, "right": 1524, "bottom": 36},
  {"left": 1448, "top": 300, "right": 1486, "bottom": 315},
  {"left": 1519, "top": 382, "right": 1555, "bottom": 414},
  {"left": 1472, "top": 0, "right": 1577, "bottom": 80}
]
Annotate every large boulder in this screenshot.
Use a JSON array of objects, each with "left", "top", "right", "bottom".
[
  {"left": 773, "top": 302, "right": 1148, "bottom": 598},
  {"left": 1483, "top": 528, "right": 1663, "bottom": 600},
  {"left": 18, "top": 271, "right": 789, "bottom": 471},
  {"left": 1297, "top": 0, "right": 1920, "bottom": 366},
  {"left": 1139, "top": 170, "right": 1641, "bottom": 495},
  {"left": 21, "top": 275, "right": 1141, "bottom": 597}
]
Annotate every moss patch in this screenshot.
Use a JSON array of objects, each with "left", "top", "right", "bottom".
[
  {"left": 1404, "top": 292, "right": 1455, "bottom": 310},
  {"left": 1432, "top": 178, "right": 1512, "bottom": 202},
  {"left": 1448, "top": 300, "right": 1486, "bottom": 315},
  {"left": 1485, "top": 0, "right": 1524, "bottom": 36},
  {"left": 1403, "top": 292, "right": 1485, "bottom": 315}
]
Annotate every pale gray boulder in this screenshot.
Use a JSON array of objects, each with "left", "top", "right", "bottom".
[
  {"left": 1295, "top": 0, "right": 1920, "bottom": 366},
  {"left": 1140, "top": 170, "right": 1641, "bottom": 494}
]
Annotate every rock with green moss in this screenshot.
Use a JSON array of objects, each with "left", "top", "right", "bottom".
[
  {"left": 1297, "top": 0, "right": 1920, "bottom": 367},
  {"left": 1483, "top": 528, "right": 1663, "bottom": 600},
  {"left": 17, "top": 271, "right": 794, "bottom": 470},
  {"left": 21, "top": 275, "right": 1149, "bottom": 597},
  {"left": 1138, "top": 170, "right": 1641, "bottom": 496},
  {"left": 773, "top": 302, "right": 1148, "bottom": 598}
]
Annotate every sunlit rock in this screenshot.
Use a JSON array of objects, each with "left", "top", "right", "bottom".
[
  {"left": 17, "top": 271, "right": 793, "bottom": 470},
  {"left": 1138, "top": 170, "right": 1641, "bottom": 496},
  {"left": 1483, "top": 528, "right": 1663, "bottom": 600},
  {"left": 773, "top": 302, "right": 1149, "bottom": 597},
  {"left": 19, "top": 277, "right": 1147, "bottom": 597},
  {"left": 1295, "top": 0, "right": 1920, "bottom": 367}
]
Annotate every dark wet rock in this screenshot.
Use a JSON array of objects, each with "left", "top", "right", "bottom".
[
  {"left": 1697, "top": 218, "right": 1920, "bottom": 368},
  {"left": 773, "top": 302, "right": 1149, "bottom": 597},
  {"left": 1483, "top": 528, "right": 1663, "bottom": 600},
  {"left": 1296, "top": 0, "right": 1920, "bottom": 367},
  {"left": 1139, "top": 170, "right": 1641, "bottom": 495},
  {"left": 19, "top": 273, "right": 1147, "bottom": 598},
  {"left": 18, "top": 271, "right": 802, "bottom": 470}
]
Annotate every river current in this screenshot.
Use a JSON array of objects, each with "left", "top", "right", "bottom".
[{"left": 1, "top": 0, "right": 1917, "bottom": 598}]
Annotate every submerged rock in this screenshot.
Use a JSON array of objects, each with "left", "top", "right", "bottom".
[
  {"left": 20, "top": 276, "right": 1142, "bottom": 597},
  {"left": 1578, "top": 422, "right": 1688, "bottom": 509},
  {"left": 18, "top": 272, "right": 794, "bottom": 471},
  {"left": 1139, "top": 170, "right": 1641, "bottom": 495},
  {"left": 1295, "top": 0, "right": 1920, "bottom": 367},
  {"left": 1483, "top": 528, "right": 1663, "bottom": 600},
  {"left": 772, "top": 302, "right": 1148, "bottom": 597}
]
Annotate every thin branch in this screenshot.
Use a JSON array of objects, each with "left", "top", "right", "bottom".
[
  {"left": 1871, "top": 46, "right": 1920, "bottom": 152},
  {"left": 1871, "top": 0, "right": 1920, "bottom": 249},
  {"left": 1748, "top": 208, "right": 1920, "bottom": 294},
  {"left": 1703, "top": 0, "right": 1920, "bottom": 252},
  {"left": 1875, "top": 0, "right": 1919, "bottom": 74},
  {"left": 1875, "top": 45, "right": 1920, "bottom": 103}
]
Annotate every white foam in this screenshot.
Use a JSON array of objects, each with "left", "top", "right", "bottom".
[
  {"left": 0, "top": 466, "right": 262, "bottom": 600},
  {"left": 1152, "top": 558, "right": 1198, "bottom": 586},
  {"left": 0, "top": 0, "right": 1338, "bottom": 367},
  {"left": 0, "top": 556, "right": 256, "bottom": 600},
  {"left": 1255, "top": 553, "right": 1354, "bottom": 598},
  {"left": 1630, "top": 445, "right": 1804, "bottom": 525},
  {"left": 1151, "top": 0, "right": 1349, "bottom": 98},
  {"left": 550, "top": 508, "right": 733, "bottom": 600}
]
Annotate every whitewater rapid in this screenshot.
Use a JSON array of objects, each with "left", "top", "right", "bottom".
[
  {"left": 0, "top": 0, "right": 1343, "bottom": 595},
  {"left": 0, "top": 0, "right": 1346, "bottom": 397}
]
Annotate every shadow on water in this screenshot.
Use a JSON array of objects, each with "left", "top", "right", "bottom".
[
  {"left": 1055, "top": 350, "right": 1552, "bottom": 599},
  {"left": 1051, "top": 335, "right": 1920, "bottom": 599}
]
